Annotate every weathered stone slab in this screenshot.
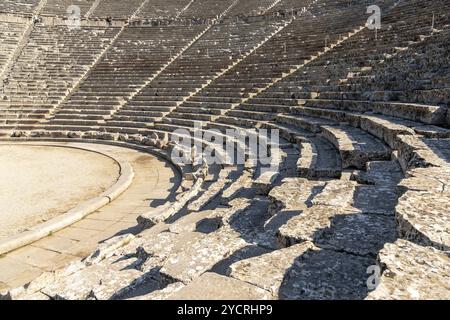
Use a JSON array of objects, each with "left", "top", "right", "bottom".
[
  {"left": 137, "top": 174, "right": 205, "bottom": 228},
  {"left": 89, "top": 268, "right": 147, "bottom": 300},
  {"left": 353, "top": 185, "right": 399, "bottom": 216},
  {"left": 253, "top": 170, "right": 280, "bottom": 195},
  {"left": 187, "top": 174, "right": 232, "bottom": 212},
  {"left": 398, "top": 167, "right": 450, "bottom": 193},
  {"left": 40, "top": 263, "right": 142, "bottom": 300},
  {"left": 316, "top": 213, "right": 397, "bottom": 256},
  {"left": 277, "top": 205, "right": 345, "bottom": 247},
  {"left": 312, "top": 180, "right": 358, "bottom": 209},
  {"left": 167, "top": 272, "right": 273, "bottom": 300},
  {"left": 229, "top": 242, "right": 315, "bottom": 296},
  {"left": 359, "top": 115, "right": 414, "bottom": 149},
  {"left": 160, "top": 227, "right": 249, "bottom": 284},
  {"left": 396, "top": 190, "right": 450, "bottom": 251},
  {"left": 225, "top": 198, "right": 270, "bottom": 241},
  {"left": 168, "top": 210, "right": 223, "bottom": 234},
  {"left": 139, "top": 231, "right": 206, "bottom": 272},
  {"left": 279, "top": 247, "right": 374, "bottom": 300},
  {"left": 353, "top": 160, "right": 403, "bottom": 186},
  {"left": 268, "top": 178, "right": 326, "bottom": 215},
  {"left": 396, "top": 135, "right": 446, "bottom": 171},
  {"left": 321, "top": 125, "right": 391, "bottom": 169},
  {"left": 220, "top": 170, "right": 253, "bottom": 204},
  {"left": 367, "top": 240, "right": 450, "bottom": 300}
]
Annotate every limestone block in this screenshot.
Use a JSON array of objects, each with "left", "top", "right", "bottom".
[
  {"left": 229, "top": 242, "right": 316, "bottom": 296},
  {"left": 167, "top": 272, "right": 273, "bottom": 300},
  {"left": 367, "top": 240, "right": 450, "bottom": 300},
  {"left": 396, "top": 190, "right": 450, "bottom": 251}
]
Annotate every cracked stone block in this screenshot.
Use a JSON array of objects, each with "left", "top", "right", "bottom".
[
  {"left": 353, "top": 160, "right": 403, "bottom": 186},
  {"left": 253, "top": 170, "right": 280, "bottom": 195},
  {"left": 359, "top": 115, "right": 414, "bottom": 149},
  {"left": 367, "top": 240, "right": 450, "bottom": 300},
  {"left": 312, "top": 180, "right": 358, "bottom": 209},
  {"left": 398, "top": 167, "right": 450, "bottom": 193},
  {"left": 40, "top": 263, "right": 142, "bottom": 300},
  {"left": 321, "top": 125, "right": 391, "bottom": 169},
  {"left": 167, "top": 272, "right": 273, "bottom": 300},
  {"left": 168, "top": 210, "right": 223, "bottom": 234},
  {"left": 396, "top": 190, "right": 450, "bottom": 251},
  {"left": 160, "top": 227, "right": 249, "bottom": 284},
  {"left": 396, "top": 135, "right": 447, "bottom": 170},
  {"left": 277, "top": 205, "right": 356, "bottom": 247},
  {"left": 316, "top": 213, "right": 397, "bottom": 256},
  {"left": 279, "top": 247, "right": 374, "bottom": 300},
  {"left": 268, "top": 178, "right": 326, "bottom": 215},
  {"left": 229, "top": 242, "right": 316, "bottom": 296}
]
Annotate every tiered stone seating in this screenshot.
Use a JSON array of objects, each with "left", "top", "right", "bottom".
[
  {"left": 343, "top": 27, "right": 450, "bottom": 107},
  {"left": 228, "top": 0, "right": 449, "bottom": 175},
  {"left": 0, "top": 24, "right": 119, "bottom": 131},
  {"left": 265, "top": 0, "right": 318, "bottom": 13},
  {"left": 91, "top": 0, "right": 144, "bottom": 19},
  {"left": 0, "top": 21, "right": 25, "bottom": 74},
  {"left": 135, "top": 0, "right": 193, "bottom": 20},
  {"left": 0, "top": 0, "right": 39, "bottom": 14},
  {"left": 42, "top": 0, "right": 95, "bottom": 17},
  {"left": 257, "top": 0, "right": 450, "bottom": 119},
  {"left": 0, "top": 0, "right": 449, "bottom": 301},
  {"left": 106, "top": 19, "right": 284, "bottom": 132},
  {"left": 177, "top": 0, "right": 236, "bottom": 19},
  {"left": 181, "top": 0, "right": 374, "bottom": 129},
  {"left": 224, "top": 0, "right": 278, "bottom": 17},
  {"left": 47, "top": 25, "right": 204, "bottom": 130}
]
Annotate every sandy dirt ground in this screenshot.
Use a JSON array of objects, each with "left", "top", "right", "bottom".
[{"left": 0, "top": 144, "right": 120, "bottom": 240}]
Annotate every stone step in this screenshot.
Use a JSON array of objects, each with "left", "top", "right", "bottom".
[
  {"left": 297, "top": 136, "right": 342, "bottom": 179},
  {"left": 396, "top": 189, "right": 450, "bottom": 251},
  {"left": 276, "top": 114, "right": 333, "bottom": 133},
  {"left": 166, "top": 272, "right": 272, "bottom": 300},
  {"left": 367, "top": 240, "right": 450, "bottom": 300},
  {"left": 320, "top": 125, "right": 391, "bottom": 169}
]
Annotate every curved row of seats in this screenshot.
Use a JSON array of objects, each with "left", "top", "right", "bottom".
[{"left": 0, "top": 0, "right": 448, "bottom": 300}]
